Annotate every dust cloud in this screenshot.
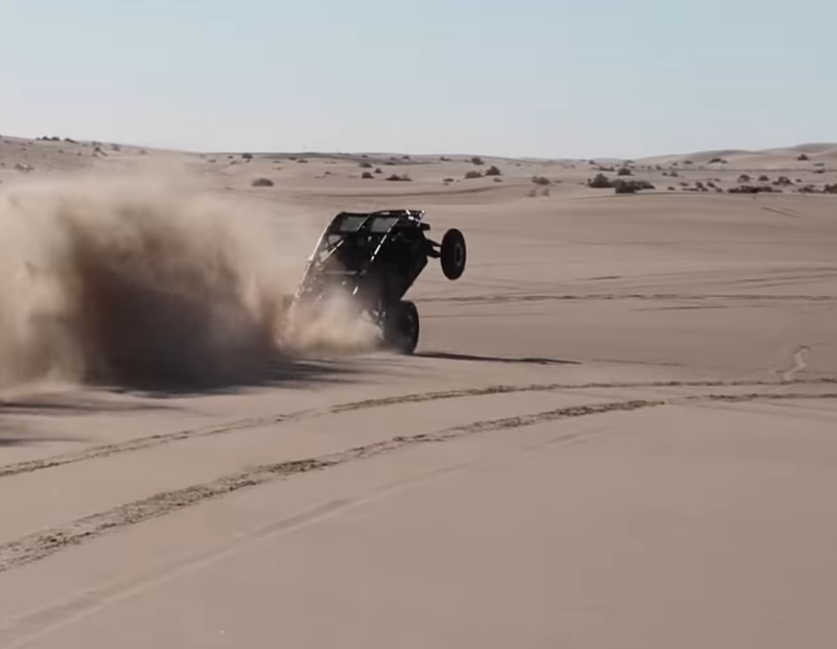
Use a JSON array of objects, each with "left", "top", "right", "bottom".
[{"left": 0, "top": 173, "right": 379, "bottom": 390}]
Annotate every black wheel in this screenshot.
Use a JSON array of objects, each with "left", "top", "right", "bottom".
[
  {"left": 440, "top": 228, "right": 466, "bottom": 280},
  {"left": 382, "top": 300, "right": 419, "bottom": 354}
]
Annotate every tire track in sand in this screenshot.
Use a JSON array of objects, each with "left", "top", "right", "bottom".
[
  {"left": 0, "top": 398, "right": 661, "bottom": 574},
  {"left": 1, "top": 389, "right": 836, "bottom": 574},
  {"left": 1, "top": 377, "right": 835, "bottom": 482}
]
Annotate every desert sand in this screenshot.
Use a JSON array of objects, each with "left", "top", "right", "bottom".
[{"left": 0, "top": 135, "right": 836, "bottom": 648}]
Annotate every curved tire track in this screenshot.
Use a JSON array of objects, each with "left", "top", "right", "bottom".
[
  {"left": 1, "top": 377, "right": 835, "bottom": 482},
  {"left": 1, "top": 389, "right": 836, "bottom": 574},
  {"left": 0, "top": 398, "right": 662, "bottom": 574}
]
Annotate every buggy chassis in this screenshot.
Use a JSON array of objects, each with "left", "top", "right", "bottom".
[{"left": 289, "top": 209, "right": 466, "bottom": 353}]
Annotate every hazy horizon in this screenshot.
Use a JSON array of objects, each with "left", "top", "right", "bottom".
[{"left": 2, "top": 0, "right": 834, "bottom": 159}]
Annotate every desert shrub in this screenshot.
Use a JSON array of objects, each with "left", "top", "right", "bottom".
[
  {"left": 614, "top": 179, "right": 654, "bottom": 194},
  {"left": 531, "top": 175, "right": 552, "bottom": 186},
  {"left": 251, "top": 178, "right": 274, "bottom": 187},
  {"left": 668, "top": 186, "right": 675, "bottom": 191},
  {"left": 242, "top": 153, "right": 253, "bottom": 161},
  {"left": 385, "top": 173, "right": 412, "bottom": 181},
  {"left": 359, "top": 161, "right": 373, "bottom": 168},
  {"left": 617, "top": 167, "right": 633, "bottom": 176},
  {"left": 374, "top": 167, "right": 383, "bottom": 174},
  {"left": 493, "top": 177, "right": 503, "bottom": 183},
  {"left": 738, "top": 174, "right": 751, "bottom": 182},
  {"left": 695, "top": 181, "right": 707, "bottom": 191},
  {"left": 588, "top": 173, "right": 612, "bottom": 188},
  {"left": 728, "top": 185, "right": 774, "bottom": 194},
  {"left": 774, "top": 176, "right": 794, "bottom": 186},
  {"left": 706, "top": 181, "right": 717, "bottom": 189},
  {"left": 484, "top": 165, "right": 502, "bottom": 176},
  {"left": 470, "top": 156, "right": 485, "bottom": 165},
  {"left": 361, "top": 171, "right": 374, "bottom": 179},
  {"left": 814, "top": 168, "right": 826, "bottom": 174},
  {"left": 758, "top": 175, "right": 770, "bottom": 182},
  {"left": 443, "top": 177, "right": 454, "bottom": 183},
  {"left": 798, "top": 154, "right": 809, "bottom": 161},
  {"left": 464, "top": 170, "right": 483, "bottom": 179},
  {"left": 824, "top": 184, "right": 837, "bottom": 194},
  {"left": 708, "top": 157, "right": 727, "bottom": 164}
]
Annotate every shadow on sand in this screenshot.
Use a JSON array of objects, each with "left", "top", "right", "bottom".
[
  {"left": 92, "top": 351, "right": 365, "bottom": 399},
  {"left": 415, "top": 350, "right": 581, "bottom": 366}
]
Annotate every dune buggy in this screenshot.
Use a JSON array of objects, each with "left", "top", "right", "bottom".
[{"left": 288, "top": 209, "right": 466, "bottom": 354}]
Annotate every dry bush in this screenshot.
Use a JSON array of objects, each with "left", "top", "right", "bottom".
[
  {"left": 464, "top": 170, "right": 483, "bottom": 179},
  {"left": 798, "top": 154, "right": 809, "bottom": 161},
  {"left": 385, "top": 173, "right": 412, "bottom": 182},
  {"left": 617, "top": 167, "right": 633, "bottom": 176},
  {"left": 470, "top": 156, "right": 485, "bottom": 165},
  {"left": 251, "top": 178, "right": 274, "bottom": 187},
  {"left": 484, "top": 165, "right": 502, "bottom": 176},
  {"left": 361, "top": 172, "right": 374, "bottom": 179},
  {"left": 728, "top": 185, "right": 774, "bottom": 194},
  {"left": 359, "top": 161, "right": 373, "bottom": 168},
  {"left": 614, "top": 179, "right": 655, "bottom": 194},
  {"left": 531, "top": 175, "right": 552, "bottom": 186},
  {"left": 588, "top": 173, "right": 612, "bottom": 188}
]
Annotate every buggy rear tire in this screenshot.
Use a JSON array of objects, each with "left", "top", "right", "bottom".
[
  {"left": 383, "top": 300, "right": 419, "bottom": 355},
  {"left": 440, "top": 228, "right": 466, "bottom": 280}
]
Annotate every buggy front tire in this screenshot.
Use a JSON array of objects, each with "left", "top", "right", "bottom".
[
  {"left": 440, "top": 228, "right": 466, "bottom": 280},
  {"left": 383, "top": 300, "right": 420, "bottom": 355}
]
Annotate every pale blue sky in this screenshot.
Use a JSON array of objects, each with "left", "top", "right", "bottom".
[{"left": 1, "top": 0, "right": 833, "bottom": 158}]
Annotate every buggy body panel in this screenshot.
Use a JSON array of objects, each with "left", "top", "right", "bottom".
[
  {"left": 294, "top": 209, "right": 434, "bottom": 310},
  {"left": 289, "top": 208, "right": 465, "bottom": 354}
]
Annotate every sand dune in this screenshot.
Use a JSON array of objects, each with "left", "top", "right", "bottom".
[{"left": 0, "top": 134, "right": 835, "bottom": 648}]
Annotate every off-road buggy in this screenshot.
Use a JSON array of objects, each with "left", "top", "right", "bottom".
[{"left": 288, "top": 209, "right": 466, "bottom": 354}]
